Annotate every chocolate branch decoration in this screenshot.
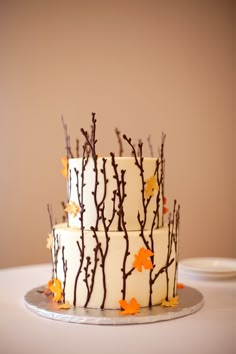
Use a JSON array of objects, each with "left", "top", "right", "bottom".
[
  {"left": 80, "top": 113, "right": 108, "bottom": 230},
  {"left": 110, "top": 152, "right": 132, "bottom": 300},
  {"left": 47, "top": 203, "right": 53, "bottom": 229},
  {"left": 110, "top": 152, "right": 127, "bottom": 232},
  {"left": 79, "top": 114, "right": 111, "bottom": 308},
  {"left": 83, "top": 245, "right": 100, "bottom": 307},
  {"left": 88, "top": 188, "right": 117, "bottom": 308},
  {"left": 147, "top": 135, "right": 154, "bottom": 157},
  {"left": 148, "top": 159, "right": 161, "bottom": 306},
  {"left": 52, "top": 229, "right": 60, "bottom": 280},
  {"left": 61, "top": 115, "right": 73, "bottom": 159},
  {"left": 47, "top": 203, "right": 55, "bottom": 280},
  {"left": 61, "top": 201, "right": 67, "bottom": 223},
  {"left": 173, "top": 203, "right": 180, "bottom": 296},
  {"left": 122, "top": 133, "right": 177, "bottom": 306},
  {"left": 137, "top": 139, "right": 142, "bottom": 157},
  {"left": 147, "top": 198, "right": 177, "bottom": 306},
  {"left": 123, "top": 134, "right": 153, "bottom": 249},
  {"left": 160, "top": 132, "right": 166, "bottom": 227},
  {"left": 62, "top": 246, "right": 68, "bottom": 301},
  {"left": 80, "top": 112, "right": 97, "bottom": 159},
  {"left": 115, "top": 128, "right": 123, "bottom": 156},
  {"left": 73, "top": 114, "right": 115, "bottom": 308},
  {"left": 165, "top": 200, "right": 178, "bottom": 300},
  {"left": 90, "top": 218, "right": 110, "bottom": 309},
  {"left": 148, "top": 199, "right": 179, "bottom": 306},
  {"left": 87, "top": 198, "right": 116, "bottom": 308},
  {"left": 73, "top": 143, "right": 89, "bottom": 306},
  {"left": 76, "top": 138, "right": 80, "bottom": 157}
]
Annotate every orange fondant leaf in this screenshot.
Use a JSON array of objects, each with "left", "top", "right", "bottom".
[
  {"left": 61, "top": 156, "right": 68, "bottom": 178},
  {"left": 46, "top": 233, "right": 53, "bottom": 250},
  {"left": 42, "top": 287, "right": 52, "bottom": 297},
  {"left": 163, "top": 206, "right": 168, "bottom": 214},
  {"left": 144, "top": 175, "right": 159, "bottom": 199},
  {"left": 161, "top": 296, "right": 179, "bottom": 307},
  {"left": 163, "top": 196, "right": 167, "bottom": 205},
  {"left": 118, "top": 297, "right": 140, "bottom": 315},
  {"left": 58, "top": 301, "right": 72, "bottom": 310},
  {"left": 64, "top": 201, "right": 80, "bottom": 217},
  {"left": 177, "top": 283, "right": 184, "bottom": 289},
  {"left": 48, "top": 278, "right": 63, "bottom": 302},
  {"left": 133, "top": 247, "right": 154, "bottom": 272}
]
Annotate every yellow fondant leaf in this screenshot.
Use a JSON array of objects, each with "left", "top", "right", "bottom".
[
  {"left": 161, "top": 296, "right": 179, "bottom": 307},
  {"left": 48, "top": 278, "right": 63, "bottom": 302},
  {"left": 46, "top": 233, "right": 53, "bottom": 250},
  {"left": 133, "top": 247, "right": 154, "bottom": 272},
  {"left": 61, "top": 156, "right": 68, "bottom": 178},
  {"left": 144, "top": 175, "right": 159, "bottom": 199},
  {"left": 118, "top": 297, "right": 140, "bottom": 315},
  {"left": 64, "top": 201, "right": 80, "bottom": 217},
  {"left": 58, "top": 301, "right": 72, "bottom": 310}
]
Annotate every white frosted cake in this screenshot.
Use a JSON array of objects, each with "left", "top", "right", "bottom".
[{"left": 46, "top": 113, "right": 180, "bottom": 313}]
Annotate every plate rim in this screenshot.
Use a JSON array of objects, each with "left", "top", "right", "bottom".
[{"left": 179, "top": 257, "right": 236, "bottom": 275}]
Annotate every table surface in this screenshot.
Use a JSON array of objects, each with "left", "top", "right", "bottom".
[{"left": 0, "top": 263, "right": 235, "bottom": 354}]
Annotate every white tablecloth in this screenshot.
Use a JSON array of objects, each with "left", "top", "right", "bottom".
[{"left": 0, "top": 264, "right": 235, "bottom": 354}]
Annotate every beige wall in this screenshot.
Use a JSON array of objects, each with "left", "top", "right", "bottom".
[
  {"left": 233, "top": 0, "right": 236, "bottom": 264},
  {"left": 0, "top": 0, "right": 235, "bottom": 268}
]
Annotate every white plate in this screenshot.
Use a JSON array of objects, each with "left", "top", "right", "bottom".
[{"left": 179, "top": 257, "right": 236, "bottom": 279}]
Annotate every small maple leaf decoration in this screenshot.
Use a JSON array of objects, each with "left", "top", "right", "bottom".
[
  {"left": 161, "top": 296, "right": 179, "bottom": 307},
  {"left": 144, "top": 175, "right": 159, "bottom": 199},
  {"left": 46, "top": 233, "right": 53, "bottom": 250},
  {"left": 118, "top": 297, "right": 140, "bottom": 315},
  {"left": 58, "top": 301, "right": 72, "bottom": 310},
  {"left": 177, "top": 283, "right": 184, "bottom": 289},
  {"left": 61, "top": 156, "right": 68, "bottom": 178},
  {"left": 64, "top": 201, "right": 80, "bottom": 217},
  {"left": 163, "top": 196, "right": 168, "bottom": 214},
  {"left": 48, "top": 278, "right": 63, "bottom": 302},
  {"left": 133, "top": 247, "right": 154, "bottom": 272}
]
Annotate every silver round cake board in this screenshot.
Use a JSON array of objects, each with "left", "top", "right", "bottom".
[{"left": 24, "top": 285, "right": 203, "bottom": 325}]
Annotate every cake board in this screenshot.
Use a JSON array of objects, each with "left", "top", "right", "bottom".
[{"left": 24, "top": 285, "right": 203, "bottom": 325}]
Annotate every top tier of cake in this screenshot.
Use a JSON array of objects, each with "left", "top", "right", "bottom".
[{"left": 66, "top": 155, "right": 166, "bottom": 232}]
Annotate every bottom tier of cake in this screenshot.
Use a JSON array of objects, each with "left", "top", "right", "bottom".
[{"left": 51, "top": 223, "right": 178, "bottom": 309}]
